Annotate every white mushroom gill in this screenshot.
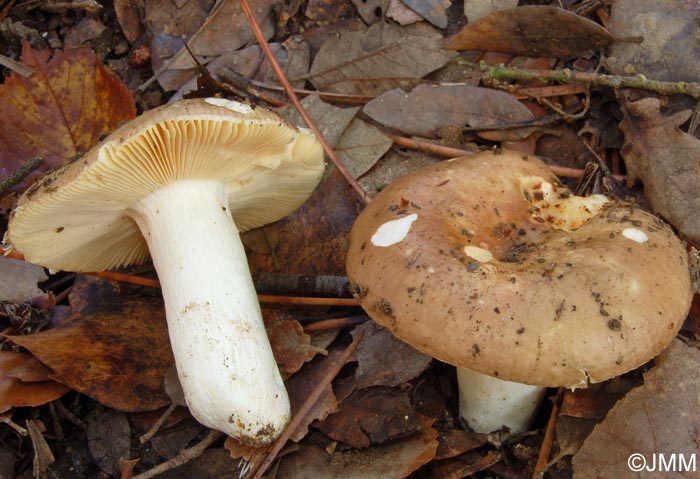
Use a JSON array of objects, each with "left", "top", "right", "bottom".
[
  {"left": 463, "top": 246, "right": 493, "bottom": 263},
  {"left": 371, "top": 214, "right": 418, "bottom": 247},
  {"left": 622, "top": 228, "right": 649, "bottom": 244}
]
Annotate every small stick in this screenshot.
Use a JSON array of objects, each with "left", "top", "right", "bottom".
[
  {"left": 0, "top": 156, "right": 44, "bottom": 195},
  {"left": 386, "top": 133, "right": 623, "bottom": 180},
  {"left": 303, "top": 315, "right": 368, "bottom": 331},
  {"left": 459, "top": 60, "right": 700, "bottom": 99},
  {"left": 0, "top": 53, "right": 33, "bottom": 77},
  {"left": 531, "top": 388, "right": 563, "bottom": 479},
  {"left": 239, "top": 0, "right": 371, "bottom": 204},
  {"left": 139, "top": 403, "right": 178, "bottom": 444},
  {"left": 247, "top": 331, "right": 365, "bottom": 479},
  {"left": 132, "top": 429, "right": 223, "bottom": 479}
]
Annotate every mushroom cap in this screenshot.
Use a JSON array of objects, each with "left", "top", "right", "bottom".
[
  {"left": 346, "top": 150, "right": 693, "bottom": 388},
  {"left": 7, "top": 98, "right": 324, "bottom": 272}
]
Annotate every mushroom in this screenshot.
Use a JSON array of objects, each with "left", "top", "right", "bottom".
[
  {"left": 346, "top": 150, "right": 693, "bottom": 435},
  {"left": 5, "top": 98, "right": 325, "bottom": 445}
]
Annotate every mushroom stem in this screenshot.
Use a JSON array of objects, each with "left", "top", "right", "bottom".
[
  {"left": 456, "top": 367, "right": 546, "bottom": 435},
  {"left": 129, "top": 179, "right": 290, "bottom": 446}
]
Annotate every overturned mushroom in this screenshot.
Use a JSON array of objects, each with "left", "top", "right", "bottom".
[
  {"left": 347, "top": 150, "right": 692, "bottom": 435},
  {"left": 6, "top": 98, "right": 325, "bottom": 445}
]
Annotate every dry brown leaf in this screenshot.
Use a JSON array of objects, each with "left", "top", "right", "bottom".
[
  {"left": 351, "top": 321, "right": 432, "bottom": 392},
  {"left": 113, "top": 0, "right": 142, "bottom": 43},
  {"left": 607, "top": 0, "right": 700, "bottom": 82},
  {"left": 0, "top": 257, "right": 47, "bottom": 304},
  {"left": 363, "top": 84, "right": 534, "bottom": 139},
  {"left": 572, "top": 340, "right": 700, "bottom": 478},
  {"left": 0, "top": 379, "right": 70, "bottom": 413},
  {"left": 279, "top": 93, "right": 359, "bottom": 149},
  {"left": 387, "top": 0, "right": 423, "bottom": 25},
  {"left": 315, "top": 387, "right": 422, "bottom": 449},
  {"left": 0, "top": 43, "right": 136, "bottom": 181},
  {"left": 246, "top": 168, "right": 360, "bottom": 277},
  {"left": 277, "top": 419, "right": 438, "bottom": 479},
  {"left": 8, "top": 276, "right": 172, "bottom": 412},
  {"left": 435, "top": 428, "right": 488, "bottom": 460},
  {"left": 336, "top": 118, "right": 393, "bottom": 179},
  {"left": 445, "top": 6, "right": 613, "bottom": 58},
  {"left": 619, "top": 97, "right": 700, "bottom": 241},
  {"left": 263, "top": 308, "right": 327, "bottom": 376},
  {"left": 401, "top": 0, "right": 451, "bottom": 28},
  {"left": 0, "top": 351, "right": 51, "bottom": 382},
  {"left": 86, "top": 407, "right": 131, "bottom": 477},
  {"left": 463, "top": 0, "right": 519, "bottom": 23},
  {"left": 27, "top": 419, "right": 55, "bottom": 479},
  {"left": 350, "top": 0, "right": 383, "bottom": 25},
  {"left": 308, "top": 23, "right": 455, "bottom": 95}
]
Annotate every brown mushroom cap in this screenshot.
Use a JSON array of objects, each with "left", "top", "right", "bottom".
[
  {"left": 7, "top": 98, "right": 324, "bottom": 272},
  {"left": 347, "top": 150, "right": 692, "bottom": 388}
]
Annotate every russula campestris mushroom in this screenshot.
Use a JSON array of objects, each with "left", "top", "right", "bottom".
[
  {"left": 6, "top": 98, "right": 324, "bottom": 445},
  {"left": 347, "top": 150, "right": 692, "bottom": 435}
]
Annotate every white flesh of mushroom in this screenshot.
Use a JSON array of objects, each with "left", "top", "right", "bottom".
[
  {"left": 129, "top": 179, "right": 290, "bottom": 445},
  {"left": 457, "top": 367, "right": 546, "bottom": 434}
]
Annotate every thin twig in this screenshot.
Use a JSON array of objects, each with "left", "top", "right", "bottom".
[
  {"left": 531, "top": 389, "right": 563, "bottom": 479},
  {"left": 0, "top": 52, "right": 33, "bottom": 77},
  {"left": 303, "top": 315, "right": 368, "bottom": 331},
  {"left": 386, "top": 133, "right": 622, "bottom": 180},
  {"left": 0, "top": 156, "right": 44, "bottom": 195},
  {"left": 459, "top": 60, "right": 700, "bottom": 99},
  {"left": 239, "top": 0, "right": 371, "bottom": 204},
  {"left": 247, "top": 331, "right": 365, "bottom": 479},
  {"left": 132, "top": 429, "right": 223, "bottom": 479}
]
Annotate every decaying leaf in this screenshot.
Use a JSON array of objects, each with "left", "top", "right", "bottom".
[
  {"left": 463, "top": 0, "right": 519, "bottom": 24},
  {"left": 308, "top": 23, "right": 455, "bottom": 95},
  {"left": 619, "top": 97, "right": 700, "bottom": 241},
  {"left": 8, "top": 276, "right": 173, "bottom": 412},
  {"left": 607, "top": 0, "right": 700, "bottom": 82},
  {"left": 445, "top": 6, "right": 613, "bottom": 58},
  {"left": 0, "top": 43, "right": 136, "bottom": 181},
  {"left": 86, "top": 407, "right": 131, "bottom": 477},
  {"left": 350, "top": 321, "right": 432, "bottom": 392},
  {"left": 363, "top": 84, "right": 534, "bottom": 139},
  {"left": 279, "top": 93, "right": 359, "bottom": 149},
  {"left": 263, "top": 308, "right": 327, "bottom": 376},
  {"left": 336, "top": 118, "right": 393, "bottom": 178},
  {"left": 400, "top": 0, "right": 451, "bottom": 28},
  {"left": 0, "top": 351, "right": 52, "bottom": 382},
  {"left": 277, "top": 419, "right": 438, "bottom": 479},
  {"left": 0, "top": 257, "right": 47, "bottom": 304},
  {"left": 27, "top": 419, "right": 54, "bottom": 479},
  {"left": 572, "top": 340, "right": 700, "bottom": 478},
  {"left": 315, "top": 387, "right": 422, "bottom": 449},
  {"left": 0, "top": 378, "right": 70, "bottom": 413}
]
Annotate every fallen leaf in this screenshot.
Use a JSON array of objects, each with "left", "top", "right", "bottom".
[
  {"left": 606, "top": 0, "right": 700, "bottom": 82},
  {"left": 335, "top": 118, "right": 393, "bottom": 178},
  {"left": 435, "top": 428, "right": 488, "bottom": 460},
  {"left": 363, "top": 84, "right": 534, "bottom": 139},
  {"left": 113, "top": 0, "right": 142, "bottom": 43},
  {"left": 315, "top": 386, "right": 422, "bottom": 449},
  {"left": 350, "top": 0, "right": 383, "bottom": 25},
  {"left": 619, "top": 97, "right": 700, "bottom": 241},
  {"left": 246, "top": 168, "right": 360, "bottom": 277},
  {"left": 0, "top": 257, "right": 47, "bottom": 304},
  {"left": 86, "top": 407, "right": 131, "bottom": 477},
  {"left": 8, "top": 276, "right": 172, "bottom": 412},
  {"left": 386, "top": 0, "right": 423, "bottom": 25},
  {"left": 350, "top": 321, "right": 432, "bottom": 392},
  {"left": 279, "top": 93, "right": 360, "bottom": 149},
  {"left": 0, "top": 379, "right": 70, "bottom": 413},
  {"left": 0, "top": 351, "right": 51, "bottom": 382},
  {"left": 428, "top": 450, "right": 502, "bottom": 479},
  {"left": 0, "top": 43, "right": 136, "bottom": 181},
  {"left": 277, "top": 420, "right": 438, "bottom": 479},
  {"left": 572, "top": 340, "right": 700, "bottom": 478},
  {"left": 158, "top": 448, "right": 245, "bottom": 478},
  {"left": 27, "top": 419, "right": 55, "bottom": 479},
  {"left": 358, "top": 150, "right": 441, "bottom": 198},
  {"left": 445, "top": 6, "right": 613, "bottom": 58},
  {"left": 308, "top": 23, "right": 455, "bottom": 95},
  {"left": 463, "top": 0, "right": 519, "bottom": 24},
  {"left": 263, "top": 308, "right": 327, "bottom": 376},
  {"left": 400, "top": 0, "right": 451, "bottom": 28}
]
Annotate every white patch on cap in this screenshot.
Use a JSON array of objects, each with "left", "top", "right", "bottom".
[
  {"left": 622, "top": 228, "right": 648, "bottom": 244},
  {"left": 371, "top": 214, "right": 418, "bottom": 247},
  {"left": 205, "top": 98, "right": 253, "bottom": 114},
  {"left": 463, "top": 245, "right": 493, "bottom": 262}
]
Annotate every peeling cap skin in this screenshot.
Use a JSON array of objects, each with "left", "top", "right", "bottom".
[
  {"left": 347, "top": 150, "right": 693, "bottom": 388},
  {"left": 6, "top": 98, "right": 325, "bottom": 445}
]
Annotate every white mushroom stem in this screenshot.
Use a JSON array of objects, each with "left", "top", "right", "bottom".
[
  {"left": 129, "top": 179, "right": 290, "bottom": 446},
  {"left": 456, "top": 367, "right": 546, "bottom": 435}
]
